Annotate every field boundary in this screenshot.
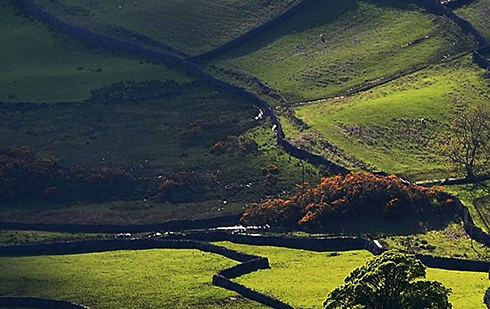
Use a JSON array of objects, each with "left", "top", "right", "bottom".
[{"left": 187, "top": 0, "right": 311, "bottom": 62}]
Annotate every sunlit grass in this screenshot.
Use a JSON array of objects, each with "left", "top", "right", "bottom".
[
  {"left": 0, "top": 249, "right": 267, "bottom": 309},
  {"left": 291, "top": 56, "right": 489, "bottom": 180},
  {"left": 210, "top": 0, "right": 475, "bottom": 102}
]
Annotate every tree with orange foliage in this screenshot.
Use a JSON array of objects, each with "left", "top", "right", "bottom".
[{"left": 240, "top": 172, "right": 452, "bottom": 228}]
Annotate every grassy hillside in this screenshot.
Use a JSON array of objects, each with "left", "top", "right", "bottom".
[
  {"left": 0, "top": 80, "right": 323, "bottom": 224},
  {"left": 0, "top": 249, "right": 267, "bottom": 309},
  {"left": 0, "top": 3, "right": 190, "bottom": 103},
  {"left": 208, "top": 0, "right": 476, "bottom": 103},
  {"left": 32, "top": 0, "right": 302, "bottom": 56},
  {"left": 455, "top": 0, "right": 490, "bottom": 41},
  {"left": 289, "top": 56, "right": 489, "bottom": 180},
  {"left": 0, "top": 1, "right": 325, "bottom": 223}
]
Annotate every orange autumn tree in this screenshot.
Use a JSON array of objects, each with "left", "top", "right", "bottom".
[{"left": 240, "top": 172, "right": 452, "bottom": 228}]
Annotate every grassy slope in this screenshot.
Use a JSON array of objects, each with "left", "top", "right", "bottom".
[
  {"left": 291, "top": 56, "right": 490, "bottom": 180},
  {"left": 0, "top": 1, "right": 324, "bottom": 224},
  {"left": 455, "top": 0, "right": 490, "bottom": 41},
  {"left": 208, "top": 0, "right": 475, "bottom": 103},
  {"left": 382, "top": 222, "right": 490, "bottom": 259},
  {"left": 217, "top": 242, "right": 487, "bottom": 309},
  {"left": 0, "top": 82, "right": 322, "bottom": 224},
  {"left": 445, "top": 182, "right": 490, "bottom": 233},
  {"left": 33, "top": 0, "right": 301, "bottom": 56},
  {"left": 0, "top": 3, "right": 190, "bottom": 103},
  {"left": 0, "top": 249, "right": 267, "bottom": 309}
]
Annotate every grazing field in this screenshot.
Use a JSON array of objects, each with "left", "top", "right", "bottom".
[
  {"left": 0, "top": 249, "right": 267, "bottom": 309},
  {"left": 0, "top": 3, "right": 190, "bottom": 103},
  {"left": 426, "top": 268, "right": 488, "bottom": 309},
  {"left": 289, "top": 56, "right": 490, "bottom": 181},
  {"left": 0, "top": 79, "right": 322, "bottom": 223},
  {"left": 33, "top": 0, "right": 302, "bottom": 56},
  {"left": 446, "top": 183, "right": 490, "bottom": 233},
  {"left": 382, "top": 222, "right": 490, "bottom": 259},
  {"left": 216, "top": 242, "right": 487, "bottom": 309},
  {"left": 208, "top": 0, "right": 475, "bottom": 103},
  {"left": 0, "top": 230, "right": 105, "bottom": 245},
  {"left": 455, "top": 0, "right": 490, "bottom": 41}
]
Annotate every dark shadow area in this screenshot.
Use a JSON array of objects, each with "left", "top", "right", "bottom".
[{"left": 309, "top": 211, "right": 461, "bottom": 237}]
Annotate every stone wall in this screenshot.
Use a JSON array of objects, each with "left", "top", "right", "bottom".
[
  {"left": 0, "top": 214, "right": 241, "bottom": 234},
  {"left": 188, "top": 0, "right": 312, "bottom": 62},
  {"left": 0, "top": 296, "right": 90, "bottom": 309}
]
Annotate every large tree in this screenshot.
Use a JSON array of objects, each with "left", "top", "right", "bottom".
[
  {"left": 324, "top": 251, "right": 452, "bottom": 309},
  {"left": 438, "top": 104, "right": 490, "bottom": 179}
]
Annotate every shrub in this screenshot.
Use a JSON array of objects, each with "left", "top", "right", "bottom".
[{"left": 240, "top": 172, "right": 452, "bottom": 228}]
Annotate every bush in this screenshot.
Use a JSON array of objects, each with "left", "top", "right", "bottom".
[{"left": 240, "top": 172, "right": 453, "bottom": 228}]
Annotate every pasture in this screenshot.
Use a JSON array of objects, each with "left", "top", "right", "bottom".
[
  {"left": 0, "top": 3, "right": 190, "bottom": 103},
  {"left": 456, "top": 0, "right": 490, "bottom": 41},
  {"left": 33, "top": 0, "right": 302, "bottom": 56},
  {"left": 0, "top": 248, "right": 266, "bottom": 309},
  {"left": 208, "top": 0, "right": 475, "bottom": 102},
  {"left": 216, "top": 242, "right": 487, "bottom": 309},
  {"left": 0, "top": 242, "right": 485, "bottom": 309},
  {"left": 0, "top": 81, "right": 320, "bottom": 223},
  {"left": 290, "top": 56, "right": 490, "bottom": 181}
]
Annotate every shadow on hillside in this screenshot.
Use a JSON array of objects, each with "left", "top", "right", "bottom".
[
  {"left": 216, "top": 0, "right": 419, "bottom": 60},
  {"left": 316, "top": 211, "right": 460, "bottom": 237}
]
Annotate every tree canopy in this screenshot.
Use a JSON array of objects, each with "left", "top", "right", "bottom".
[{"left": 324, "top": 251, "right": 452, "bottom": 309}]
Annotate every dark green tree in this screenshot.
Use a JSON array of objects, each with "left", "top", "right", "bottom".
[{"left": 324, "top": 251, "right": 452, "bottom": 309}]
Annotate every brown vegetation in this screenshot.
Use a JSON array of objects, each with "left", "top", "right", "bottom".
[
  {"left": 0, "top": 146, "right": 137, "bottom": 203},
  {"left": 240, "top": 172, "right": 453, "bottom": 228}
]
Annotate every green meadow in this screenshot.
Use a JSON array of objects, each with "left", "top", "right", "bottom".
[
  {"left": 382, "top": 222, "right": 490, "bottom": 259},
  {"left": 33, "top": 0, "right": 302, "bottom": 56},
  {"left": 216, "top": 242, "right": 487, "bottom": 309},
  {"left": 445, "top": 183, "right": 490, "bottom": 233},
  {"left": 290, "top": 56, "right": 490, "bottom": 180},
  {"left": 0, "top": 4, "right": 190, "bottom": 103},
  {"left": 0, "top": 249, "right": 267, "bottom": 309},
  {"left": 0, "top": 243, "right": 485, "bottom": 309},
  {"left": 208, "top": 0, "right": 475, "bottom": 102}
]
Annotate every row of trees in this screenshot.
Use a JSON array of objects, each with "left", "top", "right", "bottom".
[{"left": 240, "top": 172, "right": 453, "bottom": 228}]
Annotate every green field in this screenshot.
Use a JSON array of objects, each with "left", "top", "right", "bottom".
[
  {"left": 0, "top": 81, "right": 322, "bottom": 223},
  {"left": 0, "top": 3, "right": 191, "bottom": 103},
  {"left": 289, "top": 56, "right": 490, "bottom": 180},
  {"left": 445, "top": 183, "right": 490, "bottom": 233},
  {"left": 208, "top": 0, "right": 475, "bottom": 103},
  {"left": 0, "top": 248, "right": 267, "bottom": 309},
  {"left": 1, "top": 244, "right": 485, "bottom": 309},
  {"left": 383, "top": 222, "right": 490, "bottom": 259},
  {"left": 2, "top": 0, "right": 490, "bottom": 307},
  {"left": 33, "top": 0, "right": 302, "bottom": 56},
  {"left": 456, "top": 0, "right": 490, "bottom": 42},
  {"left": 216, "top": 242, "right": 487, "bottom": 309}
]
